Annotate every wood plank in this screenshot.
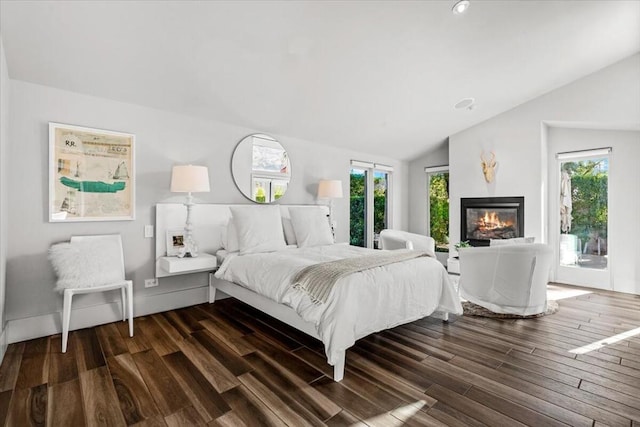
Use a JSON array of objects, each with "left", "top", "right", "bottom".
[
  {"left": 427, "top": 401, "right": 489, "bottom": 427},
  {"left": 464, "top": 385, "right": 569, "bottom": 427},
  {"left": 238, "top": 372, "right": 320, "bottom": 426},
  {"left": 287, "top": 346, "right": 406, "bottom": 413},
  {"left": 355, "top": 338, "right": 472, "bottom": 394},
  {"left": 311, "top": 375, "right": 394, "bottom": 421},
  {"left": 176, "top": 336, "right": 239, "bottom": 393},
  {"left": 390, "top": 402, "right": 450, "bottom": 427},
  {"left": 96, "top": 323, "right": 129, "bottom": 358},
  {"left": 131, "top": 350, "right": 190, "bottom": 417},
  {"left": 425, "top": 383, "right": 527, "bottom": 427},
  {"left": 152, "top": 313, "right": 188, "bottom": 342},
  {"left": 443, "top": 355, "right": 627, "bottom": 426},
  {"left": 0, "top": 389, "right": 12, "bottom": 426},
  {"left": 242, "top": 333, "right": 323, "bottom": 384},
  {"left": 162, "top": 351, "right": 231, "bottom": 422},
  {"left": 207, "top": 411, "right": 248, "bottom": 427},
  {"left": 200, "top": 319, "right": 256, "bottom": 356},
  {"left": 164, "top": 406, "right": 206, "bottom": 427},
  {"left": 215, "top": 302, "right": 303, "bottom": 351},
  {"left": 5, "top": 384, "right": 48, "bottom": 427},
  {"left": 79, "top": 366, "right": 126, "bottom": 426},
  {"left": 191, "top": 329, "right": 253, "bottom": 376},
  {"left": 243, "top": 351, "right": 341, "bottom": 422},
  {"left": 324, "top": 410, "right": 366, "bottom": 427},
  {"left": 135, "top": 316, "right": 179, "bottom": 356},
  {"left": 74, "top": 329, "right": 106, "bottom": 372},
  {"left": 131, "top": 415, "right": 167, "bottom": 427},
  {"left": 497, "top": 357, "right": 639, "bottom": 425},
  {"left": 108, "top": 353, "right": 161, "bottom": 424},
  {"left": 48, "top": 335, "right": 79, "bottom": 385},
  {"left": 0, "top": 342, "right": 25, "bottom": 392},
  {"left": 14, "top": 337, "right": 50, "bottom": 390},
  {"left": 47, "top": 379, "right": 85, "bottom": 426},
  {"left": 220, "top": 385, "right": 287, "bottom": 426},
  {"left": 116, "top": 320, "right": 151, "bottom": 354}
]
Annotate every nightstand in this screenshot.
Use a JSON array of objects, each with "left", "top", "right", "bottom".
[
  {"left": 447, "top": 257, "right": 460, "bottom": 275},
  {"left": 159, "top": 253, "right": 217, "bottom": 275},
  {"left": 447, "top": 256, "right": 460, "bottom": 292}
]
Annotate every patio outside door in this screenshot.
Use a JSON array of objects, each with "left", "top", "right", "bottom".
[{"left": 555, "top": 150, "right": 610, "bottom": 289}]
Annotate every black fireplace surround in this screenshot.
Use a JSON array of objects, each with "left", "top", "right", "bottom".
[{"left": 461, "top": 197, "right": 524, "bottom": 246}]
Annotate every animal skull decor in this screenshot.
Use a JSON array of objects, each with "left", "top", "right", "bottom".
[{"left": 480, "top": 151, "right": 497, "bottom": 183}]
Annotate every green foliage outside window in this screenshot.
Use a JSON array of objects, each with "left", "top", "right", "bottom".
[
  {"left": 563, "top": 160, "right": 608, "bottom": 252},
  {"left": 429, "top": 173, "right": 449, "bottom": 252},
  {"left": 350, "top": 172, "right": 388, "bottom": 247}
]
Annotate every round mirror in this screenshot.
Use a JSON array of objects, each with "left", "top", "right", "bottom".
[{"left": 231, "top": 134, "right": 291, "bottom": 203}]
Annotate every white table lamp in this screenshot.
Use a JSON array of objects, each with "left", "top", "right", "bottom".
[
  {"left": 317, "top": 179, "right": 343, "bottom": 232},
  {"left": 171, "top": 165, "right": 210, "bottom": 257}
]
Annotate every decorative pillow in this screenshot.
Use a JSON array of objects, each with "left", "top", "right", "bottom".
[
  {"left": 221, "top": 218, "right": 240, "bottom": 252},
  {"left": 490, "top": 237, "right": 535, "bottom": 246},
  {"left": 49, "top": 240, "right": 124, "bottom": 291},
  {"left": 282, "top": 217, "right": 297, "bottom": 246},
  {"left": 230, "top": 206, "right": 287, "bottom": 254},
  {"left": 289, "top": 207, "right": 334, "bottom": 248}
]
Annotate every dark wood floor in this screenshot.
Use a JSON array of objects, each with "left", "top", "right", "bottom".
[{"left": 0, "top": 284, "right": 639, "bottom": 426}]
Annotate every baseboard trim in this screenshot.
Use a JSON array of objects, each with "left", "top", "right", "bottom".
[{"left": 6, "top": 285, "right": 210, "bottom": 344}]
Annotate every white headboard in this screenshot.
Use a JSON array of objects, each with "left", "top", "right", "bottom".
[{"left": 155, "top": 203, "right": 329, "bottom": 277}]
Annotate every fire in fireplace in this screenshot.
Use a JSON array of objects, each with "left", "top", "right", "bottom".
[{"left": 461, "top": 197, "right": 524, "bottom": 246}]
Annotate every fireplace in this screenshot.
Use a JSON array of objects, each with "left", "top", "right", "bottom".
[{"left": 461, "top": 197, "right": 524, "bottom": 246}]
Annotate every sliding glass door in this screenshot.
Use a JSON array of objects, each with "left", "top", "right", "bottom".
[
  {"left": 350, "top": 162, "right": 393, "bottom": 249},
  {"left": 556, "top": 151, "right": 610, "bottom": 288},
  {"left": 350, "top": 168, "right": 368, "bottom": 247}
]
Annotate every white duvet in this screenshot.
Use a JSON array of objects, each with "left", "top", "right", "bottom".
[{"left": 214, "top": 244, "right": 463, "bottom": 365}]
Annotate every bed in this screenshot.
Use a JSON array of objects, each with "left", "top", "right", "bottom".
[{"left": 155, "top": 203, "right": 462, "bottom": 381}]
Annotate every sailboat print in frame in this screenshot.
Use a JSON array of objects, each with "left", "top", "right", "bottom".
[{"left": 49, "top": 123, "right": 135, "bottom": 222}]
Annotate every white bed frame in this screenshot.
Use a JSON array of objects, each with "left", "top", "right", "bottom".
[{"left": 156, "top": 203, "right": 450, "bottom": 382}]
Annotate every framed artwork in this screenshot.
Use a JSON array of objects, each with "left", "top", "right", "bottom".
[
  {"left": 166, "top": 229, "right": 185, "bottom": 256},
  {"left": 49, "top": 122, "right": 135, "bottom": 222}
]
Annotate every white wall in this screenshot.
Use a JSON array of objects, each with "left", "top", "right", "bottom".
[
  {"left": 6, "top": 79, "right": 408, "bottom": 340},
  {"left": 0, "top": 35, "right": 10, "bottom": 358},
  {"left": 449, "top": 54, "right": 640, "bottom": 293},
  {"left": 407, "top": 141, "right": 448, "bottom": 235},
  {"left": 547, "top": 128, "right": 640, "bottom": 294}
]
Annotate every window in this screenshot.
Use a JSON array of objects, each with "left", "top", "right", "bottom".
[
  {"left": 350, "top": 161, "right": 393, "bottom": 248},
  {"left": 251, "top": 135, "right": 290, "bottom": 202},
  {"left": 425, "top": 166, "right": 449, "bottom": 252}
]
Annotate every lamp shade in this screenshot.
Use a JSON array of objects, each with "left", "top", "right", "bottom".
[
  {"left": 170, "top": 165, "right": 210, "bottom": 193},
  {"left": 317, "top": 180, "right": 343, "bottom": 199}
]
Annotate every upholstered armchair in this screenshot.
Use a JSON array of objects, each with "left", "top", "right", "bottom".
[
  {"left": 379, "top": 229, "right": 436, "bottom": 254},
  {"left": 457, "top": 243, "right": 553, "bottom": 316}
]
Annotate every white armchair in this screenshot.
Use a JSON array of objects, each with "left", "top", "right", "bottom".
[
  {"left": 457, "top": 243, "right": 553, "bottom": 316},
  {"left": 379, "top": 229, "right": 435, "bottom": 254}
]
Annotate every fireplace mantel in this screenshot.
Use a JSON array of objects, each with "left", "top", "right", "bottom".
[{"left": 460, "top": 197, "right": 524, "bottom": 246}]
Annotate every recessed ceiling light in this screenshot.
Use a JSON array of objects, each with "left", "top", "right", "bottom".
[
  {"left": 452, "top": 0, "right": 470, "bottom": 15},
  {"left": 454, "top": 97, "right": 476, "bottom": 110}
]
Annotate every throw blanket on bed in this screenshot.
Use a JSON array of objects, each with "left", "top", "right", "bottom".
[{"left": 292, "top": 249, "right": 431, "bottom": 304}]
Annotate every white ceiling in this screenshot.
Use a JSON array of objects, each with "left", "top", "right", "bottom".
[{"left": 1, "top": 1, "right": 639, "bottom": 161}]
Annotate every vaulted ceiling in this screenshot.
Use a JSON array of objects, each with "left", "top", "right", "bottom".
[{"left": 1, "top": 1, "right": 638, "bottom": 160}]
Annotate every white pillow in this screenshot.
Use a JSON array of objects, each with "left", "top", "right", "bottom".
[
  {"left": 490, "top": 237, "right": 535, "bottom": 246},
  {"left": 282, "top": 217, "right": 297, "bottom": 246},
  {"left": 289, "top": 207, "right": 334, "bottom": 248},
  {"left": 230, "top": 206, "right": 287, "bottom": 254},
  {"left": 221, "top": 219, "right": 240, "bottom": 252},
  {"left": 49, "top": 241, "right": 124, "bottom": 291}
]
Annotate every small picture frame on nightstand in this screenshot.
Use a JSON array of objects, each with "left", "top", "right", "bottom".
[{"left": 166, "top": 228, "right": 185, "bottom": 256}]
